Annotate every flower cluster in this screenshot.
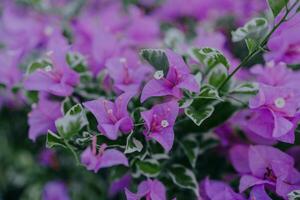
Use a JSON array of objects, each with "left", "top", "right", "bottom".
[{"left": 1, "top": 0, "right": 300, "bottom": 200}]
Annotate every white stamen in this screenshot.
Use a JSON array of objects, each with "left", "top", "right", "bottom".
[
  {"left": 120, "top": 57, "right": 127, "bottom": 63},
  {"left": 107, "top": 109, "right": 113, "bottom": 114},
  {"left": 44, "top": 26, "right": 54, "bottom": 36},
  {"left": 46, "top": 51, "right": 54, "bottom": 56},
  {"left": 161, "top": 120, "right": 169, "bottom": 128},
  {"left": 274, "top": 97, "right": 286, "bottom": 108},
  {"left": 266, "top": 61, "right": 275, "bottom": 68},
  {"left": 31, "top": 103, "right": 37, "bottom": 109},
  {"left": 45, "top": 65, "right": 52, "bottom": 72},
  {"left": 154, "top": 70, "right": 164, "bottom": 80}
]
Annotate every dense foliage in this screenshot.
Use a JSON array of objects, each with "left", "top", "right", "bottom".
[{"left": 1, "top": 0, "right": 300, "bottom": 199}]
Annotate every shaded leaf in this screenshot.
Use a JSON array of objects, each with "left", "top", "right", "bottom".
[
  {"left": 180, "top": 135, "right": 200, "bottom": 168},
  {"left": 46, "top": 130, "right": 66, "bottom": 148},
  {"left": 191, "top": 47, "right": 230, "bottom": 70},
  {"left": 168, "top": 165, "right": 199, "bottom": 197},
  {"left": 125, "top": 132, "right": 143, "bottom": 154},
  {"left": 140, "top": 49, "right": 169, "bottom": 75},
  {"left": 268, "top": 0, "right": 289, "bottom": 17},
  {"left": 185, "top": 105, "right": 214, "bottom": 126},
  {"left": 232, "top": 18, "right": 268, "bottom": 42},
  {"left": 55, "top": 104, "right": 88, "bottom": 140},
  {"left": 136, "top": 159, "right": 161, "bottom": 177}
]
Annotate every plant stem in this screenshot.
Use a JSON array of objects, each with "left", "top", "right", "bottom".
[{"left": 218, "top": 1, "right": 299, "bottom": 91}]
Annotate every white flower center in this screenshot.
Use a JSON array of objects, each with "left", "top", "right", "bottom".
[
  {"left": 44, "top": 26, "right": 54, "bottom": 36},
  {"left": 274, "top": 97, "right": 286, "bottom": 108},
  {"left": 107, "top": 109, "right": 113, "bottom": 114},
  {"left": 120, "top": 58, "right": 127, "bottom": 64},
  {"left": 161, "top": 120, "right": 169, "bottom": 128},
  {"left": 45, "top": 65, "right": 52, "bottom": 72},
  {"left": 266, "top": 61, "right": 275, "bottom": 68},
  {"left": 154, "top": 70, "right": 164, "bottom": 80}
]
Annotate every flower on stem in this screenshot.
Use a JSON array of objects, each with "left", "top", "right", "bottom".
[
  {"left": 42, "top": 180, "right": 70, "bottom": 200},
  {"left": 81, "top": 136, "right": 128, "bottom": 173},
  {"left": 125, "top": 179, "right": 166, "bottom": 200},
  {"left": 199, "top": 178, "right": 246, "bottom": 200},
  {"left": 24, "top": 34, "right": 80, "bottom": 97},
  {"left": 141, "top": 50, "right": 199, "bottom": 102},
  {"left": 106, "top": 53, "right": 152, "bottom": 93},
  {"left": 28, "top": 93, "right": 62, "bottom": 141},
  {"left": 265, "top": 13, "right": 300, "bottom": 65},
  {"left": 83, "top": 92, "right": 135, "bottom": 140},
  {"left": 230, "top": 145, "right": 300, "bottom": 199},
  {"left": 141, "top": 101, "right": 179, "bottom": 152},
  {"left": 247, "top": 84, "right": 300, "bottom": 143}
]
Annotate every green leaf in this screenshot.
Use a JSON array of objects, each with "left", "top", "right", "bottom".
[
  {"left": 245, "top": 38, "right": 259, "bottom": 54},
  {"left": 207, "top": 65, "right": 228, "bottom": 88},
  {"left": 180, "top": 135, "right": 200, "bottom": 168},
  {"left": 230, "top": 82, "right": 258, "bottom": 94},
  {"left": 164, "top": 28, "right": 185, "bottom": 49},
  {"left": 268, "top": 0, "right": 289, "bottom": 17},
  {"left": 46, "top": 130, "right": 66, "bottom": 148},
  {"left": 27, "top": 59, "right": 52, "bottom": 74},
  {"left": 232, "top": 18, "right": 268, "bottom": 42},
  {"left": 136, "top": 159, "right": 161, "bottom": 177},
  {"left": 55, "top": 104, "right": 88, "bottom": 140},
  {"left": 66, "top": 52, "right": 87, "bottom": 73},
  {"left": 288, "top": 190, "right": 300, "bottom": 200},
  {"left": 191, "top": 47, "right": 230, "bottom": 70},
  {"left": 140, "top": 49, "right": 169, "bottom": 75},
  {"left": 124, "top": 132, "right": 143, "bottom": 154},
  {"left": 185, "top": 105, "right": 214, "bottom": 126},
  {"left": 168, "top": 164, "right": 199, "bottom": 197},
  {"left": 198, "top": 85, "right": 223, "bottom": 101}
]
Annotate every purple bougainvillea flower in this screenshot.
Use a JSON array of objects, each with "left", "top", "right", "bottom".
[
  {"left": 28, "top": 93, "right": 62, "bottom": 141},
  {"left": 81, "top": 136, "right": 128, "bottom": 173},
  {"left": 109, "top": 174, "right": 132, "bottom": 198},
  {"left": 265, "top": 14, "right": 300, "bottom": 65},
  {"left": 199, "top": 178, "right": 246, "bottom": 200},
  {"left": 251, "top": 61, "right": 300, "bottom": 89},
  {"left": 141, "top": 101, "right": 179, "bottom": 152},
  {"left": 249, "top": 185, "right": 272, "bottom": 200},
  {"left": 106, "top": 53, "right": 152, "bottom": 93},
  {"left": 123, "top": 8, "right": 160, "bottom": 47},
  {"left": 230, "top": 145, "right": 300, "bottom": 198},
  {"left": 83, "top": 92, "right": 135, "bottom": 140},
  {"left": 125, "top": 179, "right": 166, "bottom": 200},
  {"left": 141, "top": 50, "right": 199, "bottom": 102},
  {"left": 38, "top": 149, "right": 59, "bottom": 169},
  {"left": 24, "top": 34, "right": 80, "bottom": 97},
  {"left": 42, "top": 180, "right": 70, "bottom": 200},
  {"left": 248, "top": 84, "right": 300, "bottom": 143},
  {"left": 0, "top": 50, "right": 22, "bottom": 88}
]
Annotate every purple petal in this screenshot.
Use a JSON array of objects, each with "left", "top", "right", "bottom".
[
  {"left": 99, "top": 149, "right": 128, "bottom": 169},
  {"left": 250, "top": 185, "right": 272, "bottom": 200},
  {"left": 150, "top": 127, "right": 174, "bottom": 152},
  {"left": 150, "top": 180, "right": 167, "bottom": 200},
  {"left": 239, "top": 175, "right": 273, "bottom": 193},
  {"left": 141, "top": 79, "right": 172, "bottom": 102},
  {"left": 229, "top": 145, "right": 250, "bottom": 174},
  {"left": 271, "top": 111, "right": 293, "bottom": 138}
]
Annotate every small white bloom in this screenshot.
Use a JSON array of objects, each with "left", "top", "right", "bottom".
[
  {"left": 44, "top": 26, "right": 54, "bottom": 36},
  {"left": 31, "top": 103, "right": 37, "bottom": 109},
  {"left": 120, "top": 57, "right": 127, "bottom": 63},
  {"left": 154, "top": 70, "right": 164, "bottom": 80},
  {"left": 274, "top": 97, "right": 286, "bottom": 108},
  {"left": 107, "top": 109, "right": 113, "bottom": 114},
  {"left": 161, "top": 120, "right": 169, "bottom": 128},
  {"left": 45, "top": 65, "right": 52, "bottom": 72},
  {"left": 266, "top": 61, "right": 275, "bottom": 68}
]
